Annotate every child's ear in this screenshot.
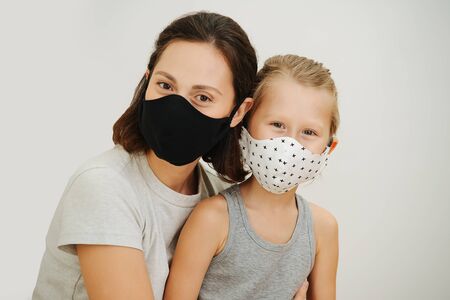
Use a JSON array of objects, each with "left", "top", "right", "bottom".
[
  {"left": 230, "top": 97, "right": 254, "bottom": 128},
  {"left": 328, "top": 137, "right": 339, "bottom": 154}
]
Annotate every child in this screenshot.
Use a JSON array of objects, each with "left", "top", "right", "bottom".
[{"left": 164, "top": 54, "right": 340, "bottom": 300}]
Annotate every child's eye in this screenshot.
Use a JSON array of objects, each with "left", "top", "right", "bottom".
[
  {"left": 157, "top": 82, "right": 172, "bottom": 90},
  {"left": 303, "top": 129, "right": 317, "bottom": 136},
  {"left": 195, "top": 94, "right": 212, "bottom": 103},
  {"left": 271, "top": 122, "right": 286, "bottom": 129}
]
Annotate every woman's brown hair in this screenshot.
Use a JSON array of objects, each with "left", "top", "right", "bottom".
[{"left": 112, "top": 11, "right": 257, "bottom": 182}]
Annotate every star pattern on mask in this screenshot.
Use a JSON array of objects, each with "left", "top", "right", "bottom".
[{"left": 239, "top": 128, "right": 330, "bottom": 194}]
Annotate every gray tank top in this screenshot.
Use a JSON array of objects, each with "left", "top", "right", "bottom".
[{"left": 199, "top": 184, "right": 316, "bottom": 300}]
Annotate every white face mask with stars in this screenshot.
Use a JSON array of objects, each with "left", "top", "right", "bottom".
[{"left": 239, "top": 127, "right": 331, "bottom": 194}]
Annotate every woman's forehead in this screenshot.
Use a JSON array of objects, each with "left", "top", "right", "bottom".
[{"left": 153, "top": 40, "right": 233, "bottom": 89}]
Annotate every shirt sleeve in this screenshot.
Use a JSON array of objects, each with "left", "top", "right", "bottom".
[{"left": 56, "top": 167, "right": 145, "bottom": 255}]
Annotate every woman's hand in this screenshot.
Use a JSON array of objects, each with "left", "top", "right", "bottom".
[{"left": 293, "top": 280, "right": 309, "bottom": 300}]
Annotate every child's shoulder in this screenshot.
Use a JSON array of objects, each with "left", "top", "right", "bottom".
[
  {"left": 308, "top": 202, "right": 338, "bottom": 228},
  {"left": 189, "top": 194, "right": 229, "bottom": 231},
  {"left": 195, "top": 194, "right": 229, "bottom": 216},
  {"left": 188, "top": 195, "right": 229, "bottom": 254},
  {"left": 307, "top": 201, "right": 339, "bottom": 251}
]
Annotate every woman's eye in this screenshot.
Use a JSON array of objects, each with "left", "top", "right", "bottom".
[
  {"left": 157, "top": 82, "right": 172, "bottom": 90},
  {"left": 271, "top": 122, "right": 285, "bottom": 129},
  {"left": 195, "top": 94, "right": 212, "bottom": 102},
  {"left": 303, "top": 129, "right": 317, "bottom": 136}
]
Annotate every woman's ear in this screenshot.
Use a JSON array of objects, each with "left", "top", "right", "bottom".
[
  {"left": 145, "top": 69, "right": 150, "bottom": 80},
  {"left": 230, "top": 97, "right": 254, "bottom": 128}
]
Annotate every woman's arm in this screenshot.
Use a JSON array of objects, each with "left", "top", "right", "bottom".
[
  {"left": 307, "top": 203, "right": 339, "bottom": 300},
  {"left": 77, "top": 245, "right": 154, "bottom": 300},
  {"left": 163, "top": 195, "right": 229, "bottom": 300}
]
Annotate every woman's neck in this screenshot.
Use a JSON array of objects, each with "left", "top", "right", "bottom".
[
  {"left": 146, "top": 150, "right": 199, "bottom": 195},
  {"left": 239, "top": 176, "right": 297, "bottom": 212}
]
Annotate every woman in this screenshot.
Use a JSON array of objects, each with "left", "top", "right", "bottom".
[{"left": 32, "top": 11, "right": 257, "bottom": 300}]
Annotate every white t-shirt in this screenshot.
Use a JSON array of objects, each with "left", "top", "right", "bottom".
[{"left": 32, "top": 145, "right": 230, "bottom": 300}]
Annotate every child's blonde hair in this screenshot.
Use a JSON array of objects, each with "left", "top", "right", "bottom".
[{"left": 247, "top": 54, "right": 340, "bottom": 136}]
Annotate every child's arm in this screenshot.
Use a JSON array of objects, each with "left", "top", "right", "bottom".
[
  {"left": 307, "top": 203, "right": 339, "bottom": 300},
  {"left": 163, "top": 195, "right": 229, "bottom": 300}
]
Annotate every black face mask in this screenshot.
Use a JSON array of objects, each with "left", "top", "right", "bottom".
[{"left": 138, "top": 92, "right": 241, "bottom": 166}]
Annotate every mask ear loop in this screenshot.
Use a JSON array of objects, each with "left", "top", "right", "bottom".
[
  {"left": 328, "top": 136, "right": 338, "bottom": 155},
  {"left": 327, "top": 137, "right": 333, "bottom": 147},
  {"left": 239, "top": 127, "right": 252, "bottom": 175}
]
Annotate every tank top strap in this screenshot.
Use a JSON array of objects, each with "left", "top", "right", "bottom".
[
  {"left": 215, "top": 184, "right": 244, "bottom": 261},
  {"left": 218, "top": 184, "right": 242, "bottom": 220},
  {"left": 296, "top": 193, "right": 316, "bottom": 273}
]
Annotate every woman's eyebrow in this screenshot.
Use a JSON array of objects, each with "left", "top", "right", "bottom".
[
  {"left": 154, "top": 71, "right": 177, "bottom": 83},
  {"left": 155, "top": 70, "right": 223, "bottom": 95},
  {"left": 192, "top": 85, "right": 223, "bottom": 96}
]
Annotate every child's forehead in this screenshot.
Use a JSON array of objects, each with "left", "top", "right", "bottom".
[{"left": 258, "top": 79, "right": 334, "bottom": 116}]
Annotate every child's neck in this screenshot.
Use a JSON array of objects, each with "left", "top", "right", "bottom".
[{"left": 239, "top": 176, "right": 297, "bottom": 211}]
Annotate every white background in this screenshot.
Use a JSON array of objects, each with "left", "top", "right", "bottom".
[{"left": 1, "top": 0, "right": 449, "bottom": 299}]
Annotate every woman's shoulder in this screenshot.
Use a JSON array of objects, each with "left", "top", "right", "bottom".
[
  {"left": 61, "top": 145, "right": 142, "bottom": 207},
  {"left": 307, "top": 201, "right": 339, "bottom": 252},
  {"left": 54, "top": 146, "right": 146, "bottom": 256},
  {"left": 75, "top": 145, "right": 133, "bottom": 174},
  {"left": 68, "top": 145, "right": 137, "bottom": 184}
]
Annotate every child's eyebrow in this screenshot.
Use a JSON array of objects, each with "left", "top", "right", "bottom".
[
  {"left": 262, "top": 113, "right": 326, "bottom": 130},
  {"left": 303, "top": 123, "right": 326, "bottom": 133}
]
